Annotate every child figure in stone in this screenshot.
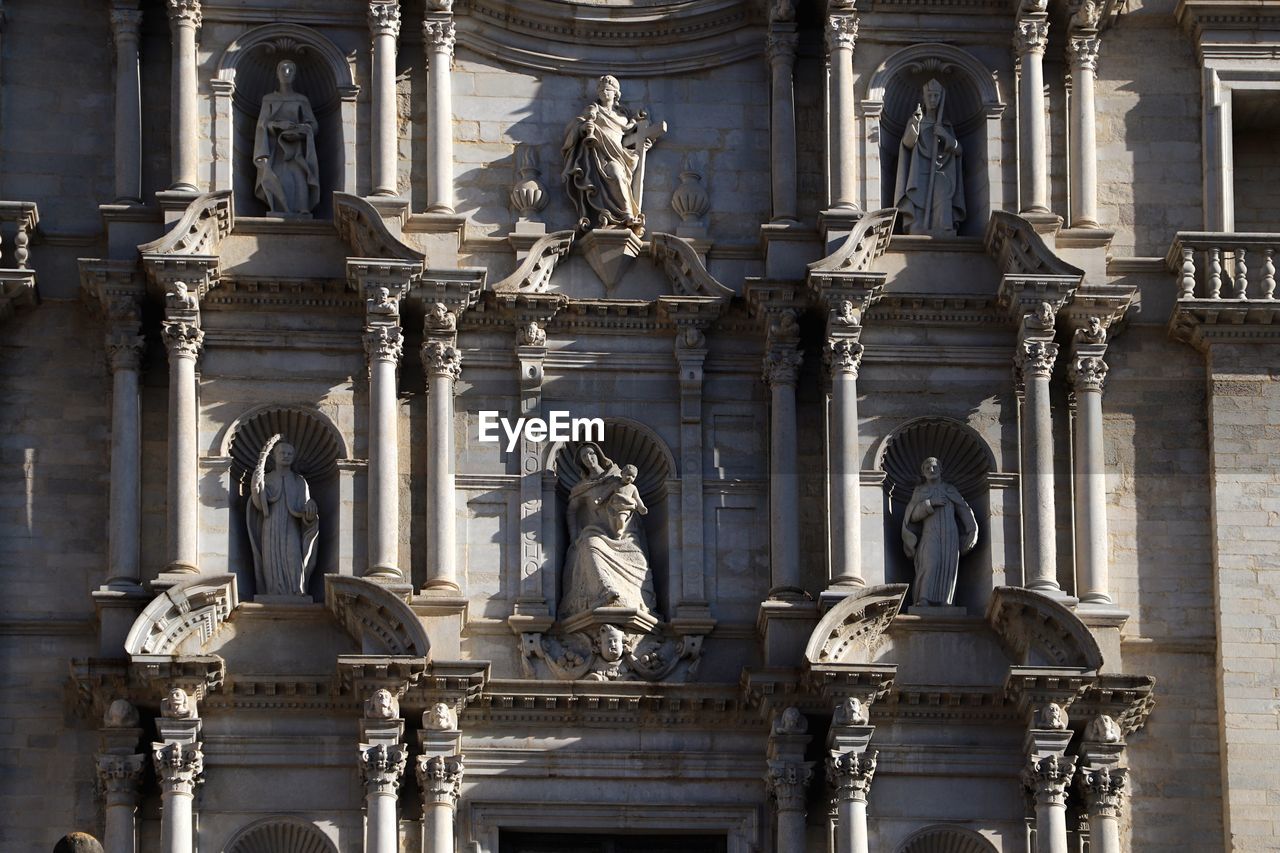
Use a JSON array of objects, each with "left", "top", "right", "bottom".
[{"left": 598, "top": 464, "right": 646, "bottom": 538}]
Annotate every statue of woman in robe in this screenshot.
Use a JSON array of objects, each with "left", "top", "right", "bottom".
[
  {"left": 253, "top": 60, "right": 320, "bottom": 217},
  {"left": 558, "top": 443, "right": 658, "bottom": 620},
  {"left": 247, "top": 435, "right": 319, "bottom": 596},
  {"left": 561, "top": 75, "right": 655, "bottom": 234},
  {"left": 901, "top": 456, "right": 978, "bottom": 606},
  {"left": 894, "top": 79, "right": 966, "bottom": 236}
]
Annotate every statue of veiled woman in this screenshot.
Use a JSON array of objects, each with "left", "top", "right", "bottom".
[
  {"left": 254, "top": 60, "right": 320, "bottom": 217},
  {"left": 901, "top": 456, "right": 978, "bottom": 606},
  {"left": 558, "top": 442, "right": 659, "bottom": 620},
  {"left": 561, "top": 75, "right": 656, "bottom": 234},
  {"left": 247, "top": 435, "right": 319, "bottom": 596},
  {"left": 894, "top": 79, "right": 966, "bottom": 236}
]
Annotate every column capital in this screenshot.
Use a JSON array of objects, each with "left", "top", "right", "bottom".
[
  {"left": 1067, "top": 33, "right": 1101, "bottom": 72},
  {"left": 110, "top": 7, "right": 144, "bottom": 41},
  {"left": 364, "top": 324, "right": 404, "bottom": 364},
  {"left": 165, "top": 0, "right": 202, "bottom": 29},
  {"left": 96, "top": 752, "right": 145, "bottom": 804},
  {"left": 162, "top": 318, "right": 203, "bottom": 361},
  {"left": 1013, "top": 16, "right": 1049, "bottom": 56},
  {"left": 825, "top": 337, "right": 864, "bottom": 378},
  {"left": 1069, "top": 353, "right": 1108, "bottom": 393},
  {"left": 152, "top": 741, "right": 204, "bottom": 795},
  {"left": 423, "top": 18, "right": 456, "bottom": 55},
  {"left": 828, "top": 749, "right": 877, "bottom": 803},
  {"left": 107, "top": 326, "right": 146, "bottom": 373},
  {"left": 359, "top": 742, "right": 409, "bottom": 797},
  {"left": 825, "top": 14, "right": 858, "bottom": 55},
  {"left": 762, "top": 307, "right": 802, "bottom": 387},
  {"left": 1022, "top": 754, "right": 1076, "bottom": 807},
  {"left": 766, "top": 28, "right": 799, "bottom": 67},
  {"left": 368, "top": 0, "right": 401, "bottom": 37},
  {"left": 422, "top": 340, "right": 462, "bottom": 381},
  {"left": 1078, "top": 766, "right": 1128, "bottom": 818},
  {"left": 765, "top": 759, "right": 814, "bottom": 812},
  {"left": 1015, "top": 339, "right": 1058, "bottom": 381},
  {"left": 417, "top": 753, "right": 465, "bottom": 806}
]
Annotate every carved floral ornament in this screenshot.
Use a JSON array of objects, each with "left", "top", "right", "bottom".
[
  {"left": 1023, "top": 754, "right": 1076, "bottom": 806},
  {"left": 828, "top": 750, "right": 878, "bottom": 802},
  {"left": 1079, "top": 766, "right": 1129, "bottom": 816},
  {"left": 153, "top": 742, "right": 205, "bottom": 794},
  {"left": 359, "top": 743, "right": 408, "bottom": 795},
  {"left": 166, "top": 0, "right": 202, "bottom": 28},
  {"left": 368, "top": 1, "right": 401, "bottom": 37},
  {"left": 418, "top": 754, "right": 465, "bottom": 805}
]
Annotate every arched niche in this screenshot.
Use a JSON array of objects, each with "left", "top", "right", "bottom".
[
  {"left": 213, "top": 24, "right": 359, "bottom": 219},
  {"left": 876, "top": 417, "right": 997, "bottom": 611},
  {"left": 895, "top": 825, "right": 999, "bottom": 853},
  {"left": 864, "top": 44, "right": 1005, "bottom": 237},
  {"left": 221, "top": 816, "right": 338, "bottom": 853},
  {"left": 224, "top": 405, "right": 348, "bottom": 601},
  {"left": 544, "top": 419, "right": 679, "bottom": 622}
]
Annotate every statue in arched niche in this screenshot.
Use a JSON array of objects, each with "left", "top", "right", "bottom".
[
  {"left": 558, "top": 442, "right": 659, "bottom": 620},
  {"left": 254, "top": 59, "right": 321, "bottom": 217},
  {"left": 894, "top": 79, "right": 966, "bottom": 236},
  {"left": 247, "top": 434, "right": 319, "bottom": 596},
  {"left": 901, "top": 456, "right": 978, "bottom": 606}
]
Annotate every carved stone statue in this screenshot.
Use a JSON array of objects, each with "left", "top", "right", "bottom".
[
  {"left": 1088, "top": 714, "right": 1122, "bottom": 743},
  {"left": 103, "top": 699, "right": 139, "bottom": 729},
  {"left": 833, "top": 697, "right": 869, "bottom": 727},
  {"left": 366, "top": 688, "right": 397, "bottom": 720},
  {"left": 423, "top": 702, "right": 456, "bottom": 731},
  {"left": 162, "top": 687, "right": 195, "bottom": 719},
  {"left": 247, "top": 435, "right": 319, "bottom": 597},
  {"left": 561, "top": 75, "right": 665, "bottom": 234},
  {"left": 894, "top": 79, "right": 965, "bottom": 236},
  {"left": 773, "top": 706, "right": 808, "bottom": 735},
  {"left": 1037, "top": 702, "right": 1069, "bottom": 730},
  {"left": 558, "top": 442, "right": 658, "bottom": 621},
  {"left": 902, "top": 456, "right": 979, "bottom": 606},
  {"left": 254, "top": 60, "right": 320, "bottom": 217}
]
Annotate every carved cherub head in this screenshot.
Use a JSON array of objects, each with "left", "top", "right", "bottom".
[
  {"left": 366, "top": 688, "right": 397, "bottom": 720},
  {"left": 367, "top": 286, "right": 397, "bottom": 316},
  {"left": 834, "top": 301, "right": 860, "bottom": 328},
  {"left": 423, "top": 702, "right": 456, "bottom": 731},
  {"left": 619, "top": 464, "right": 638, "bottom": 485},
  {"left": 774, "top": 706, "right": 808, "bottom": 735},
  {"left": 519, "top": 321, "right": 546, "bottom": 347},
  {"left": 1087, "top": 714, "right": 1122, "bottom": 744},
  {"left": 163, "top": 687, "right": 195, "bottom": 719},
  {"left": 1027, "top": 301, "right": 1057, "bottom": 331},
  {"left": 166, "top": 280, "right": 197, "bottom": 311},
  {"left": 103, "top": 699, "right": 140, "bottom": 729},
  {"left": 598, "top": 624, "right": 627, "bottom": 662},
  {"left": 833, "top": 697, "right": 869, "bottom": 727},
  {"left": 1036, "top": 702, "right": 1068, "bottom": 730},
  {"left": 425, "top": 303, "right": 456, "bottom": 331}
]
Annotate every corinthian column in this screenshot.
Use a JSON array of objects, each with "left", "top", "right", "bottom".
[
  {"left": 105, "top": 300, "right": 146, "bottom": 593},
  {"left": 162, "top": 292, "right": 203, "bottom": 575},
  {"left": 1013, "top": 12, "right": 1050, "bottom": 214},
  {"left": 153, "top": 690, "right": 202, "bottom": 853},
  {"left": 1015, "top": 306, "right": 1060, "bottom": 594},
  {"left": 359, "top": 690, "right": 407, "bottom": 853},
  {"left": 422, "top": 304, "right": 462, "bottom": 591},
  {"left": 826, "top": 306, "right": 865, "bottom": 591},
  {"left": 1070, "top": 322, "right": 1111, "bottom": 605},
  {"left": 827, "top": 698, "right": 876, "bottom": 853},
  {"left": 767, "top": 24, "right": 799, "bottom": 222},
  {"left": 423, "top": 17, "right": 456, "bottom": 213},
  {"left": 98, "top": 753, "right": 145, "bottom": 853},
  {"left": 418, "top": 754, "right": 464, "bottom": 853},
  {"left": 363, "top": 323, "right": 404, "bottom": 579},
  {"left": 763, "top": 311, "right": 803, "bottom": 593},
  {"left": 1079, "top": 766, "right": 1127, "bottom": 853},
  {"left": 1024, "top": 754, "right": 1075, "bottom": 853},
  {"left": 767, "top": 708, "right": 813, "bottom": 853},
  {"left": 110, "top": 4, "right": 144, "bottom": 203},
  {"left": 1066, "top": 32, "right": 1101, "bottom": 227},
  {"left": 165, "top": 0, "right": 202, "bottom": 192},
  {"left": 825, "top": 14, "right": 859, "bottom": 210},
  {"left": 369, "top": 2, "right": 401, "bottom": 197}
]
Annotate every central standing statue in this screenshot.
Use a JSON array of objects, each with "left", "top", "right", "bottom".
[
  {"left": 901, "top": 456, "right": 978, "bottom": 606},
  {"left": 558, "top": 443, "right": 658, "bottom": 620},
  {"left": 247, "top": 434, "right": 319, "bottom": 596},
  {"left": 561, "top": 75, "right": 664, "bottom": 235},
  {"left": 254, "top": 59, "right": 321, "bottom": 217},
  {"left": 894, "top": 79, "right": 965, "bottom": 236}
]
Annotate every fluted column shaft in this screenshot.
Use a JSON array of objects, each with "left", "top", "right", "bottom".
[
  {"left": 826, "top": 15, "right": 859, "bottom": 210},
  {"left": 364, "top": 325, "right": 404, "bottom": 577},
  {"left": 1072, "top": 350, "right": 1111, "bottom": 603},
  {"left": 106, "top": 321, "right": 145, "bottom": 590},
  {"left": 111, "top": 7, "right": 144, "bottom": 203},
  {"left": 1015, "top": 16, "right": 1050, "bottom": 214},
  {"left": 1067, "top": 34, "right": 1101, "bottom": 227},
  {"left": 166, "top": 0, "right": 201, "bottom": 191},
  {"left": 828, "top": 337, "right": 864, "bottom": 588},
  {"left": 1017, "top": 337, "right": 1059, "bottom": 592},
  {"left": 369, "top": 2, "right": 401, "bottom": 196},
  {"left": 162, "top": 315, "right": 202, "bottom": 574},
  {"left": 767, "top": 27, "right": 798, "bottom": 222},
  {"left": 423, "top": 306, "right": 461, "bottom": 590},
  {"left": 424, "top": 19, "right": 456, "bottom": 213},
  {"left": 764, "top": 325, "right": 802, "bottom": 592}
]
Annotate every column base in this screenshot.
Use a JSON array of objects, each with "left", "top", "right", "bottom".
[
  {"left": 151, "top": 566, "right": 199, "bottom": 592},
  {"left": 412, "top": 593, "right": 468, "bottom": 659},
  {"left": 819, "top": 580, "right": 867, "bottom": 611},
  {"left": 1017, "top": 210, "right": 1063, "bottom": 236},
  {"left": 1025, "top": 583, "right": 1079, "bottom": 608}
]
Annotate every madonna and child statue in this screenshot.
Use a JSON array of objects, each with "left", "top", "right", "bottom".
[{"left": 558, "top": 443, "right": 659, "bottom": 624}]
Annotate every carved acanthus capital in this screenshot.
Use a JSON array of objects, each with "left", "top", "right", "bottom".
[
  {"left": 1079, "top": 766, "right": 1128, "bottom": 818},
  {"left": 363, "top": 324, "right": 404, "bottom": 364},
  {"left": 96, "top": 753, "right": 145, "bottom": 802},
  {"left": 826, "top": 337, "right": 864, "bottom": 378},
  {"left": 107, "top": 327, "right": 146, "bottom": 372},
  {"left": 165, "top": 0, "right": 202, "bottom": 29},
  {"left": 359, "top": 743, "right": 408, "bottom": 796},
  {"left": 417, "top": 753, "right": 465, "bottom": 806},
  {"left": 763, "top": 344, "right": 803, "bottom": 387},
  {"left": 1070, "top": 354, "right": 1108, "bottom": 393},
  {"left": 1022, "top": 754, "right": 1076, "bottom": 807},
  {"left": 423, "top": 19, "right": 456, "bottom": 56},
  {"left": 368, "top": 1, "right": 401, "bottom": 37},
  {"left": 152, "top": 741, "right": 204, "bottom": 794},
  {"left": 1015, "top": 339, "right": 1058, "bottom": 381},
  {"left": 828, "top": 749, "right": 877, "bottom": 803},
  {"left": 161, "top": 319, "right": 203, "bottom": 361},
  {"left": 766, "top": 760, "right": 814, "bottom": 812},
  {"left": 422, "top": 340, "right": 462, "bottom": 381},
  {"left": 1013, "top": 18, "right": 1049, "bottom": 56},
  {"left": 825, "top": 14, "right": 858, "bottom": 55},
  {"left": 1067, "top": 35, "right": 1100, "bottom": 72},
  {"left": 766, "top": 30, "right": 799, "bottom": 67},
  {"left": 110, "top": 7, "right": 144, "bottom": 42}
]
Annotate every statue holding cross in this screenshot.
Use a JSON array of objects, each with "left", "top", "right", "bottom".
[{"left": 561, "top": 75, "right": 667, "bottom": 235}]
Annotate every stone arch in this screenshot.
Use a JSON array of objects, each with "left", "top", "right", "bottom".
[
  {"left": 125, "top": 574, "right": 240, "bottom": 656},
  {"left": 895, "top": 825, "right": 999, "bottom": 853},
  {"left": 863, "top": 44, "right": 1005, "bottom": 235},
  {"left": 805, "top": 584, "right": 909, "bottom": 664},
  {"left": 221, "top": 816, "right": 337, "bottom": 853},
  {"left": 986, "top": 586, "right": 1104, "bottom": 671},
  {"left": 325, "top": 575, "right": 431, "bottom": 657},
  {"left": 213, "top": 23, "right": 360, "bottom": 216}
]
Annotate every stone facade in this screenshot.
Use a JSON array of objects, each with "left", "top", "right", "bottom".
[{"left": 1, "top": 0, "right": 1278, "bottom": 851}]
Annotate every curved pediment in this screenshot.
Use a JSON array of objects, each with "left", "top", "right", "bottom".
[
  {"left": 984, "top": 211, "right": 1085, "bottom": 279},
  {"left": 125, "top": 574, "right": 240, "bottom": 656},
  {"left": 138, "top": 190, "right": 234, "bottom": 257},
  {"left": 985, "top": 586, "right": 1104, "bottom": 671},
  {"left": 805, "top": 584, "right": 909, "bottom": 664},
  {"left": 325, "top": 575, "right": 431, "bottom": 658}
]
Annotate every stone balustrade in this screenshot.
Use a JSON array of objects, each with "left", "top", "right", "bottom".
[
  {"left": 1169, "top": 232, "right": 1279, "bottom": 301},
  {"left": 0, "top": 201, "right": 39, "bottom": 271}
]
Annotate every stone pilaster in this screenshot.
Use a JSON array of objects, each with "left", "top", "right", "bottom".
[
  {"left": 368, "top": 2, "right": 402, "bottom": 197},
  {"left": 510, "top": 321, "right": 552, "bottom": 628},
  {"left": 109, "top": 4, "right": 144, "bottom": 203},
  {"left": 671, "top": 313, "right": 715, "bottom": 629},
  {"left": 825, "top": 14, "right": 859, "bottom": 211},
  {"left": 422, "top": 303, "right": 462, "bottom": 592},
  {"left": 423, "top": 15, "right": 457, "bottom": 212},
  {"left": 1013, "top": 9, "right": 1050, "bottom": 214},
  {"left": 165, "top": 0, "right": 201, "bottom": 191},
  {"left": 762, "top": 309, "right": 803, "bottom": 595}
]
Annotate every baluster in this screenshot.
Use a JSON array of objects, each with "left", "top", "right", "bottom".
[
  {"left": 1179, "top": 246, "right": 1196, "bottom": 299},
  {"left": 1209, "top": 247, "right": 1222, "bottom": 298},
  {"left": 14, "top": 223, "right": 30, "bottom": 270},
  {"left": 1234, "top": 247, "right": 1248, "bottom": 299},
  {"left": 1264, "top": 249, "right": 1276, "bottom": 300}
]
